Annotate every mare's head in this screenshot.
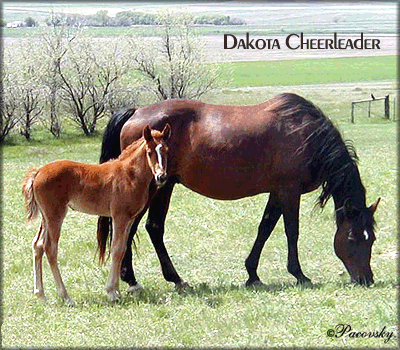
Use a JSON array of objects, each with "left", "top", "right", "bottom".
[
  {"left": 143, "top": 123, "right": 171, "bottom": 187},
  {"left": 334, "top": 198, "right": 380, "bottom": 286}
]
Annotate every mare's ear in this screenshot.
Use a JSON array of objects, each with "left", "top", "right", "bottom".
[
  {"left": 143, "top": 125, "right": 152, "bottom": 142},
  {"left": 369, "top": 197, "right": 381, "bottom": 215},
  {"left": 162, "top": 123, "right": 171, "bottom": 141}
]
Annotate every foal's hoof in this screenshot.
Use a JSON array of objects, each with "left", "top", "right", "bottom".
[
  {"left": 245, "top": 279, "right": 265, "bottom": 288},
  {"left": 127, "top": 283, "right": 144, "bottom": 294},
  {"left": 108, "top": 290, "right": 121, "bottom": 302},
  {"left": 35, "top": 294, "right": 47, "bottom": 304},
  {"left": 65, "top": 297, "right": 75, "bottom": 307}
]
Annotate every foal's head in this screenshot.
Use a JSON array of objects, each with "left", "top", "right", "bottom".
[
  {"left": 143, "top": 124, "right": 171, "bottom": 187},
  {"left": 334, "top": 198, "right": 380, "bottom": 286}
]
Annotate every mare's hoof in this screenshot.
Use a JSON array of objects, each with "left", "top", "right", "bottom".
[
  {"left": 127, "top": 283, "right": 144, "bottom": 294},
  {"left": 175, "top": 281, "right": 192, "bottom": 291},
  {"left": 296, "top": 277, "right": 312, "bottom": 286},
  {"left": 245, "top": 279, "right": 265, "bottom": 288},
  {"left": 108, "top": 290, "right": 121, "bottom": 302}
]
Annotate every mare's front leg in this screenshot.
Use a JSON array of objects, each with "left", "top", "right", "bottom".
[
  {"left": 145, "top": 180, "right": 187, "bottom": 288},
  {"left": 120, "top": 183, "right": 160, "bottom": 292},
  {"left": 281, "top": 191, "right": 311, "bottom": 285},
  {"left": 245, "top": 193, "right": 282, "bottom": 287}
]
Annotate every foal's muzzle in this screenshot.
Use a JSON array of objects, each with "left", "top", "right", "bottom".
[{"left": 155, "top": 172, "right": 168, "bottom": 187}]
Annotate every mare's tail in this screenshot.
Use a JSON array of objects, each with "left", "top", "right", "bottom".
[
  {"left": 22, "top": 169, "right": 40, "bottom": 224},
  {"left": 97, "top": 107, "right": 137, "bottom": 264}
]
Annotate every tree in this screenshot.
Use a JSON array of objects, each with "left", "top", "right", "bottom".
[
  {"left": 128, "top": 11, "right": 224, "bottom": 101},
  {"left": 1, "top": 65, "right": 21, "bottom": 143},
  {"left": 16, "top": 39, "right": 45, "bottom": 140},
  {"left": 25, "top": 16, "right": 37, "bottom": 27},
  {"left": 2, "top": 39, "right": 44, "bottom": 141},
  {"left": 19, "top": 87, "right": 43, "bottom": 141},
  {"left": 39, "top": 25, "right": 79, "bottom": 137},
  {"left": 58, "top": 35, "right": 135, "bottom": 135}
]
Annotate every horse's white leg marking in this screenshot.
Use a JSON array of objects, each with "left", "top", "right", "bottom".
[{"left": 127, "top": 283, "right": 144, "bottom": 294}]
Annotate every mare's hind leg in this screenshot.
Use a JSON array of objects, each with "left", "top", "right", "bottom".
[
  {"left": 245, "top": 193, "right": 282, "bottom": 287},
  {"left": 32, "top": 221, "right": 46, "bottom": 301},
  {"left": 145, "top": 180, "right": 187, "bottom": 288},
  {"left": 44, "top": 211, "right": 74, "bottom": 305},
  {"left": 280, "top": 191, "right": 311, "bottom": 285}
]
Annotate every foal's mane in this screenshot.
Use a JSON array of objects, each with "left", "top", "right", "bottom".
[
  {"left": 271, "top": 93, "right": 364, "bottom": 209},
  {"left": 116, "top": 137, "right": 146, "bottom": 162},
  {"left": 115, "top": 129, "right": 165, "bottom": 162}
]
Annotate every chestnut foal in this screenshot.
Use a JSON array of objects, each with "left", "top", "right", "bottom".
[{"left": 22, "top": 124, "right": 171, "bottom": 304}]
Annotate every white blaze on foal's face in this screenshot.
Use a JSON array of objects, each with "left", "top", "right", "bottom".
[
  {"left": 155, "top": 144, "right": 164, "bottom": 169},
  {"left": 153, "top": 143, "right": 168, "bottom": 186},
  {"left": 143, "top": 124, "right": 171, "bottom": 187}
]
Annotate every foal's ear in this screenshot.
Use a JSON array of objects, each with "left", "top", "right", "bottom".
[
  {"left": 162, "top": 123, "right": 171, "bottom": 141},
  {"left": 369, "top": 197, "right": 381, "bottom": 215},
  {"left": 143, "top": 125, "right": 153, "bottom": 142}
]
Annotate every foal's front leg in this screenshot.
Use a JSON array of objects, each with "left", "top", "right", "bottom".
[{"left": 105, "top": 215, "right": 132, "bottom": 301}]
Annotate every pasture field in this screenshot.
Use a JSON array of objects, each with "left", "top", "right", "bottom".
[
  {"left": 3, "top": 2, "right": 397, "bottom": 35},
  {"left": 1, "top": 79, "right": 397, "bottom": 347},
  {"left": 228, "top": 55, "right": 397, "bottom": 88}
]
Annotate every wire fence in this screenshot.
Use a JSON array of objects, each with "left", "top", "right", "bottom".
[{"left": 350, "top": 95, "right": 397, "bottom": 123}]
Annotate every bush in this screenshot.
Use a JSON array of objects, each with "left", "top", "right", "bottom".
[{"left": 25, "top": 17, "right": 37, "bottom": 27}]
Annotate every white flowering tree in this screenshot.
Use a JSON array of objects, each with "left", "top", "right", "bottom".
[
  {"left": 128, "top": 11, "right": 224, "bottom": 101},
  {"left": 57, "top": 34, "right": 136, "bottom": 135}
]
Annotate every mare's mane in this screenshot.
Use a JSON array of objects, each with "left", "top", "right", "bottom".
[{"left": 271, "top": 93, "right": 363, "bottom": 209}]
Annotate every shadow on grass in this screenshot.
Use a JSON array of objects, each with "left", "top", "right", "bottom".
[
  {"left": 116, "top": 280, "right": 326, "bottom": 306},
  {"left": 59, "top": 278, "right": 397, "bottom": 309}
]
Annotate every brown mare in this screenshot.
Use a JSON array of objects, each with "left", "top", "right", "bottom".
[
  {"left": 97, "top": 93, "right": 380, "bottom": 293},
  {"left": 23, "top": 124, "right": 171, "bottom": 304}
]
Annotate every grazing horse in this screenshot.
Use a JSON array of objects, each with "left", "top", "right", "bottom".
[
  {"left": 22, "top": 124, "right": 171, "bottom": 304},
  {"left": 97, "top": 93, "right": 380, "bottom": 292}
]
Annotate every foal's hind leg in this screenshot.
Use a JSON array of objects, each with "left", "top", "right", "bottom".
[
  {"left": 32, "top": 221, "right": 46, "bottom": 301},
  {"left": 44, "top": 212, "right": 74, "bottom": 305}
]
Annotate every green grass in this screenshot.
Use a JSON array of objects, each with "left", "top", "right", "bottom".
[
  {"left": 228, "top": 55, "right": 397, "bottom": 88},
  {"left": 2, "top": 85, "right": 397, "bottom": 347}
]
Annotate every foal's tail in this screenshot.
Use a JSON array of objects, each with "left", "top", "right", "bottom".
[
  {"left": 97, "top": 107, "right": 137, "bottom": 264},
  {"left": 22, "top": 168, "right": 40, "bottom": 224}
]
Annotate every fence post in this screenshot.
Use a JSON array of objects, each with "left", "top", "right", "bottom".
[
  {"left": 384, "top": 95, "right": 390, "bottom": 119},
  {"left": 368, "top": 100, "right": 371, "bottom": 118},
  {"left": 351, "top": 102, "right": 355, "bottom": 123}
]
